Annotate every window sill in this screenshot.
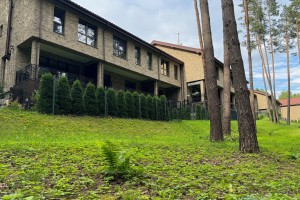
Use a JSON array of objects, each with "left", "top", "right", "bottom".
[
  {"left": 113, "top": 54, "right": 127, "bottom": 60},
  {"left": 54, "top": 31, "right": 65, "bottom": 36}
]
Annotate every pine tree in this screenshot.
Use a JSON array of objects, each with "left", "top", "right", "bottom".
[
  {"left": 70, "top": 80, "right": 84, "bottom": 115},
  {"left": 38, "top": 73, "right": 54, "bottom": 114},
  {"left": 107, "top": 88, "right": 118, "bottom": 117},
  {"left": 140, "top": 93, "right": 148, "bottom": 119},
  {"left": 96, "top": 87, "right": 105, "bottom": 116},
  {"left": 56, "top": 76, "right": 71, "bottom": 115},
  {"left": 84, "top": 82, "right": 97, "bottom": 116},
  {"left": 125, "top": 91, "right": 135, "bottom": 118},
  {"left": 132, "top": 91, "right": 140, "bottom": 119},
  {"left": 117, "top": 90, "right": 127, "bottom": 118}
]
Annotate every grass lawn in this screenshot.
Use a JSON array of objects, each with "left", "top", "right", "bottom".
[{"left": 0, "top": 108, "right": 299, "bottom": 199}]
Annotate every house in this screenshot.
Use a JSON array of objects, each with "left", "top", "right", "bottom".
[
  {"left": 0, "top": 0, "right": 187, "bottom": 103},
  {"left": 151, "top": 40, "right": 235, "bottom": 107},
  {"left": 253, "top": 90, "right": 281, "bottom": 115},
  {"left": 280, "top": 97, "right": 300, "bottom": 121}
]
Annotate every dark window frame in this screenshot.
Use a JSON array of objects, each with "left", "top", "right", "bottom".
[
  {"left": 174, "top": 65, "right": 178, "bottom": 80},
  {"left": 161, "top": 60, "right": 169, "bottom": 76},
  {"left": 147, "top": 52, "right": 152, "bottom": 70},
  {"left": 135, "top": 46, "right": 141, "bottom": 65},
  {"left": 53, "top": 7, "right": 65, "bottom": 35},
  {"left": 113, "top": 36, "right": 127, "bottom": 59},
  {"left": 78, "top": 20, "right": 97, "bottom": 47}
]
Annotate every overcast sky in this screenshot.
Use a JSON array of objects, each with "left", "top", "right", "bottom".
[{"left": 72, "top": 0, "right": 299, "bottom": 97}]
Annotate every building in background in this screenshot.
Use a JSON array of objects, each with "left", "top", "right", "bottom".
[
  {"left": 280, "top": 98, "right": 300, "bottom": 122},
  {"left": 0, "top": 0, "right": 186, "bottom": 103},
  {"left": 253, "top": 90, "right": 281, "bottom": 116},
  {"left": 151, "top": 40, "right": 235, "bottom": 107}
]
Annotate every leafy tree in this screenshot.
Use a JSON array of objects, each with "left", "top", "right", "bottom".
[
  {"left": 279, "top": 91, "right": 300, "bottom": 100},
  {"left": 132, "top": 92, "right": 140, "bottom": 119},
  {"left": 140, "top": 93, "right": 148, "bottom": 119},
  {"left": 37, "top": 73, "right": 54, "bottom": 114},
  {"left": 125, "top": 91, "right": 135, "bottom": 118},
  {"left": 96, "top": 87, "right": 105, "bottom": 116},
  {"left": 107, "top": 88, "right": 118, "bottom": 117},
  {"left": 117, "top": 90, "right": 127, "bottom": 118},
  {"left": 70, "top": 80, "right": 84, "bottom": 115},
  {"left": 56, "top": 76, "right": 71, "bottom": 115},
  {"left": 84, "top": 83, "right": 97, "bottom": 116},
  {"left": 147, "top": 95, "right": 155, "bottom": 120},
  {"left": 160, "top": 95, "right": 168, "bottom": 121}
]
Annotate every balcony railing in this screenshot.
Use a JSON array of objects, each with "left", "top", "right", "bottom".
[{"left": 15, "top": 65, "right": 95, "bottom": 87}]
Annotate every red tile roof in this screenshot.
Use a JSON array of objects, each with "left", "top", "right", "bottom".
[
  {"left": 151, "top": 40, "right": 202, "bottom": 54},
  {"left": 280, "top": 97, "right": 300, "bottom": 107}
]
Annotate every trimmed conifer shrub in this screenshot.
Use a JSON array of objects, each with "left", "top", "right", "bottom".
[
  {"left": 184, "top": 106, "right": 191, "bottom": 120},
  {"left": 84, "top": 82, "right": 97, "bottom": 116},
  {"left": 160, "top": 95, "right": 167, "bottom": 121},
  {"left": 56, "top": 76, "right": 71, "bottom": 115},
  {"left": 37, "top": 73, "right": 54, "bottom": 114},
  {"left": 117, "top": 90, "right": 127, "bottom": 118},
  {"left": 196, "top": 104, "right": 202, "bottom": 120},
  {"left": 153, "top": 96, "right": 160, "bottom": 120},
  {"left": 125, "top": 91, "right": 135, "bottom": 118},
  {"left": 96, "top": 87, "right": 105, "bottom": 116},
  {"left": 140, "top": 93, "right": 148, "bottom": 119},
  {"left": 132, "top": 91, "right": 140, "bottom": 119},
  {"left": 147, "top": 95, "right": 155, "bottom": 120},
  {"left": 70, "top": 80, "right": 84, "bottom": 115},
  {"left": 107, "top": 88, "right": 118, "bottom": 117}
]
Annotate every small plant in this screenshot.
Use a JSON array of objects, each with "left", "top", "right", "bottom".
[
  {"left": 101, "top": 141, "right": 136, "bottom": 181},
  {"left": 8, "top": 100, "right": 22, "bottom": 110}
]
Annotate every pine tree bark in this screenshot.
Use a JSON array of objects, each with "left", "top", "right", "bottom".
[
  {"left": 194, "top": 0, "right": 204, "bottom": 50},
  {"left": 244, "top": 0, "right": 256, "bottom": 124},
  {"left": 222, "top": 0, "right": 259, "bottom": 153},
  {"left": 286, "top": 23, "right": 291, "bottom": 125},
  {"left": 200, "top": 0, "right": 223, "bottom": 141},
  {"left": 222, "top": 1, "right": 231, "bottom": 135}
]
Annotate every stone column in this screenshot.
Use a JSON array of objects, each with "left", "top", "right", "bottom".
[
  {"left": 97, "top": 62, "right": 104, "bottom": 88},
  {"left": 154, "top": 80, "right": 159, "bottom": 96},
  {"left": 200, "top": 80, "right": 206, "bottom": 102}
]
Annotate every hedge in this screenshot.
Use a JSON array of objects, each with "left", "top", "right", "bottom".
[
  {"left": 117, "top": 90, "right": 127, "bottom": 118},
  {"left": 107, "top": 88, "right": 118, "bottom": 117},
  {"left": 70, "top": 80, "right": 84, "bottom": 115},
  {"left": 37, "top": 73, "right": 54, "bottom": 114},
  {"left": 56, "top": 76, "right": 71, "bottom": 115}
]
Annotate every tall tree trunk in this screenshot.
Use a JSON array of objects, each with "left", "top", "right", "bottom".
[
  {"left": 200, "top": 0, "right": 223, "bottom": 141},
  {"left": 222, "top": 0, "right": 259, "bottom": 153},
  {"left": 262, "top": 40, "right": 278, "bottom": 123},
  {"left": 194, "top": 0, "right": 204, "bottom": 50},
  {"left": 297, "top": 17, "right": 300, "bottom": 64},
  {"left": 222, "top": 6, "right": 231, "bottom": 136},
  {"left": 244, "top": 0, "right": 256, "bottom": 124},
  {"left": 285, "top": 25, "right": 291, "bottom": 125}
]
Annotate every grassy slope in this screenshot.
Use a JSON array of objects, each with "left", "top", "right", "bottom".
[{"left": 0, "top": 109, "right": 299, "bottom": 199}]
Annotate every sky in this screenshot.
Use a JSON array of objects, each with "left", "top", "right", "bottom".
[{"left": 72, "top": 0, "right": 299, "bottom": 97}]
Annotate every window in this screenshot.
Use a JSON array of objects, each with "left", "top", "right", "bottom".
[
  {"left": 125, "top": 80, "right": 137, "bottom": 91},
  {"left": 78, "top": 20, "right": 96, "bottom": 46},
  {"left": 174, "top": 65, "right": 178, "bottom": 80},
  {"left": 53, "top": 7, "right": 65, "bottom": 34},
  {"left": 113, "top": 36, "right": 127, "bottom": 59},
  {"left": 135, "top": 46, "right": 141, "bottom": 65},
  {"left": 147, "top": 52, "right": 152, "bottom": 70},
  {"left": 161, "top": 60, "right": 169, "bottom": 76}
]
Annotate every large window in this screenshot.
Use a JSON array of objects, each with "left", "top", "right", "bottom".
[
  {"left": 174, "top": 65, "right": 178, "bottom": 80},
  {"left": 53, "top": 7, "right": 65, "bottom": 34},
  {"left": 78, "top": 20, "right": 96, "bottom": 47},
  {"left": 147, "top": 52, "right": 152, "bottom": 70},
  {"left": 135, "top": 46, "right": 141, "bottom": 65},
  {"left": 161, "top": 60, "right": 169, "bottom": 76},
  {"left": 113, "top": 36, "right": 127, "bottom": 59}
]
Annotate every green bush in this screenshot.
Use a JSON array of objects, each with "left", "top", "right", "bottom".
[
  {"left": 117, "top": 90, "right": 127, "bottom": 118},
  {"left": 132, "top": 92, "right": 140, "bottom": 119},
  {"left": 147, "top": 95, "right": 155, "bottom": 120},
  {"left": 160, "top": 95, "right": 167, "bottom": 121},
  {"left": 84, "top": 82, "right": 97, "bottom": 116},
  {"left": 70, "top": 80, "right": 84, "bottom": 115},
  {"left": 140, "top": 94, "right": 148, "bottom": 119},
  {"left": 107, "top": 88, "right": 118, "bottom": 117},
  {"left": 125, "top": 91, "right": 135, "bottom": 118},
  {"left": 153, "top": 96, "right": 160, "bottom": 120},
  {"left": 96, "top": 87, "right": 105, "bottom": 116},
  {"left": 37, "top": 73, "right": 54, "bottom": 114},
  {"left": 196, "top": 105, "right": 201, "bottom": 120},
  {"left": 183, "top": 106, "right": 191, "bottom": 120},
  {"left": 0, "top": 84, "right": 5, "bottom": 99},
  {"left": 56, "top": 76, "right": 71, "bottom": 115},
  {"left": 101, "top": 141, "right": 137, "bottom": 181}
]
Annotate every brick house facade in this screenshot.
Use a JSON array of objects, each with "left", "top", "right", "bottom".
[{"left": 0, "top": 0, "right": 187, "bottom": 103}]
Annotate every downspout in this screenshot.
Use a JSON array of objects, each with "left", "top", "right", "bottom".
[{"left": 3, "top": 0, "right": 13, "bottom": 60}]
